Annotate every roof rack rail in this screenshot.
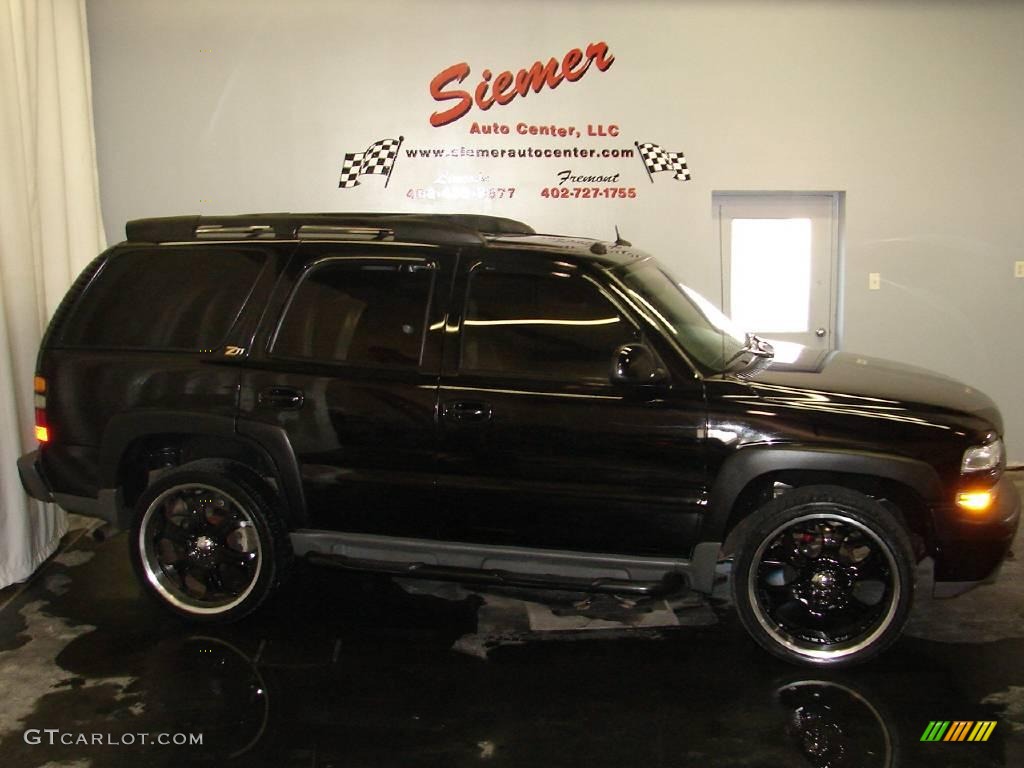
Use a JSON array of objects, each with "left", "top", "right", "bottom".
[
  {"left": 124, "top": 213, "right": 535, "bottom": 246},
  {"left": 297, "top": 225, "right": 394, "bottom": 241},
  {"left": 196, "top": 224, "right": 276, "bottom": 240}
]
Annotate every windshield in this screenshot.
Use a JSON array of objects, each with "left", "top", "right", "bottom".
[{"left": 614, "top": 259, "right": 748, "bottom": 372}]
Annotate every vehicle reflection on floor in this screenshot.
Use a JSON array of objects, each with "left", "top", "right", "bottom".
[
  {"left": 0, "top": 499, "right": 1021, "bottom": 768},
  {"left": 121, "top": 631, "right": 903, "bottom": 767},
  {"left": 136, "top": 632, "right": 908, "bottom": 767}
]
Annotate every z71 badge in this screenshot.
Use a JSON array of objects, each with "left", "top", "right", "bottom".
[{"left": 224, "top": 346, "right": 246, "bottom": 357}]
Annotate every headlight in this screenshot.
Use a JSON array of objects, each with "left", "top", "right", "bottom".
[{"left": 961, "top": 439, "right": 1004, "bottom": 473}]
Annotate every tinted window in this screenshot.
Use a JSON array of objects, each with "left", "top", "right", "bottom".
[
  {"left": 616, "top": 260, "right": 746, "bottom": 371},
  {"left": 273, "top": 260, "right": 433, "bottom": 368},
  {"left": 461, "top": 270, "right": 637, "bottom": 380},
  {"left": 62, "top": 247, "right": 265, "bottom": 350}
]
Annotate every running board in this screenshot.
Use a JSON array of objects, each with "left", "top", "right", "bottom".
[
  {"left": 305, "top": 551, "right": 686, "bottom": 597},
  {"left": 289, "top": 530, "right": 722, "bottom": 595}
]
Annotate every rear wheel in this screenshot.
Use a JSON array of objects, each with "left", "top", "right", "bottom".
[
  {"left": 732, "top": 485, "right": 915, "bottom": 666},
  {"left": 130, "top": 463, "right": 292, "bottom": 622}
]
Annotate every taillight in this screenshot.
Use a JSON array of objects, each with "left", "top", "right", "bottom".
[{"left": 34, "top": 376, "right": 49, "bottom": 443}]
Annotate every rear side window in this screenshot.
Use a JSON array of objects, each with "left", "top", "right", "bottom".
[
  {"left": 461, "top": 270, "right": 638, "bottom": 380},
  {"left": 61, "top": 247, "right": 266, "bottom": 350},
  {"left": 272, "top": 260, "right": 434, "bottom": 368}
]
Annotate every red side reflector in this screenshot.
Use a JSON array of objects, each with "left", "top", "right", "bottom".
[{"left": 35, "top": 425, "right": 49, "bottom": 443}]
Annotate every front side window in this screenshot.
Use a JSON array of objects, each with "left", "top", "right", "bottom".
[
  {"left": 62, "top": 247, "right": 266, "bottom": 350},
  {"left": 273, "top": 260, "right": 433, "bottom": 368},
  {"left": 614, "top": 259, "right": 747, "bottom": 372},
  {"left": 460, "top": 269, "right": 638, "bottom": 381}
]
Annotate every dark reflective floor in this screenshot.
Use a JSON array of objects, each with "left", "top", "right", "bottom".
[{"left": 0, "top": 483, "right": 1022, "bottom": 768}]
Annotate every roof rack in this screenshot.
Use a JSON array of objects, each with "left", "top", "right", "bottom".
[{"left": 125, "top": 213, "right": 536, "bottom": 246}]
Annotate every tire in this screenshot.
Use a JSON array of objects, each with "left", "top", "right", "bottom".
[
  {"left": 732, "top": 485, "right": 915, "bottom": 667},
  {"left": 130, "top": 461, "right": 293, "bottom": 623}
]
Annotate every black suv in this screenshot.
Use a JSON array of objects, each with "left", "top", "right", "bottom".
[{"left": 17, "top": 213, "right": 1019, "bottom": 666}]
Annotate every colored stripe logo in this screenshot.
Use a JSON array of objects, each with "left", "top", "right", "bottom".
[{"left": 920, "top": 721, "right": 996, "bottom": 742}]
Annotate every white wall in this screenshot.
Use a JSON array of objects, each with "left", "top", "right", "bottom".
[{"left": 87, "top": 0, "right": 1024, "bottom": 461}]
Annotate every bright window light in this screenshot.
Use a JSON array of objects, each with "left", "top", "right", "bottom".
[
  {"left": 762, "top": 339, "right": 805, "bottom": 364},
  {"left": 730, "top": 218, "right": 812, "bottom": 333}
]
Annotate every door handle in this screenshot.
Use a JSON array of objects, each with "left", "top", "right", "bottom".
[
  {"left": 259, "top": 387, "right": 304, "bottom": 410},
  {"left": 815, "top": 328, "right": 827, "bottom": 338},
  {"left": 445, "top": 400, "right": 492, "bottom": 423}
]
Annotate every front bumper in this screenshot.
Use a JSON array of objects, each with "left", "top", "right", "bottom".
[{"left": 932, "top": 473, "right": 1020, "bottom": 597}]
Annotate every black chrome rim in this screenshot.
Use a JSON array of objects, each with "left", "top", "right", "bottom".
[
  {"left": 748, "top": 509, "right": 900, "bottom": 661},
  {"left": 139, "top": 484, "right": 262, "bottom": 614}
]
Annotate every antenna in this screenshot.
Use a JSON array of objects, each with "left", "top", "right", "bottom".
[{"left": 614, "top": 226, "right": 631, "bottom": 247}]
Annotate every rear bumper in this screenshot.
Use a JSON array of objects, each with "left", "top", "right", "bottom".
[
  {"left": 17, "top": 449, "right": 54, "bottom": 503},
  {"left": 17, "top": 448, "right": 123, "bottom": 527},
  {"left": 932, "top": 474, "right": 1020, "bottom": 597}
]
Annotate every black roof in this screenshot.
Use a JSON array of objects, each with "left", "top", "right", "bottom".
[{"left": 123, "top": 212, "right": 648, "bottom": 266}]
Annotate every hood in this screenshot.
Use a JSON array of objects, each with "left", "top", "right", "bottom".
[{"left": 733, "top": 347, "right": 1002, "bottom": 434}]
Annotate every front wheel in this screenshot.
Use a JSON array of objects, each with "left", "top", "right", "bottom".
[{"left": 732, "top": 485, "right": 915, "bottom": 667}]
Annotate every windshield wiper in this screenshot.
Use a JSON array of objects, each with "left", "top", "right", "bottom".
[{"left": 723, "top": 332, "right": 775, "bottom": 370}]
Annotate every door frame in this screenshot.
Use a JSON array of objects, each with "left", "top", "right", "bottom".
[{"left": 713, "top": 190, "right": 843, "bottom": 351}]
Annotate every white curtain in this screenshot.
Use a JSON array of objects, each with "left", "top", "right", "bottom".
[{"left": 0, "top": 0, "right": 105, "bottom": 588}]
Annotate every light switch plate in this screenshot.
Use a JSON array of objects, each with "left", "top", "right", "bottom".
[
  {"left": 869, "top": 272, "right": 881, "bottom": 290},
  {"left": 1015, "top": 261, "right": 1024, "bottom": 278}
]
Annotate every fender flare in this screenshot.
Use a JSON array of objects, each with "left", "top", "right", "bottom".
[
  {"left": 99, "top": 411, "right": 307, "bottom": 528},
  {"left": 702, "top": 446, "right": 945, "bottom": 541}
]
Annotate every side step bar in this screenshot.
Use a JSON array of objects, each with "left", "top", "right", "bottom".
[
  {"left": 290, "top": 530, "right": 722, "bottom": 595},
  {"left": 305, "top": 551, "right": 686, "bottom": 597}
]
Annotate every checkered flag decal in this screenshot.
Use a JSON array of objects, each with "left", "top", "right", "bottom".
[
  {"left": 338, "top": 136, "right": 404, "bottom": 188},
  {"left": 636, "top": 141, "right": 691, "bottom": 181}
]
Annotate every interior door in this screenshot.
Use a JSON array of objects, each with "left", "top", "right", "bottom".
[
  {"left": 238, "top": 244, "right": 449, "bottom": 537},
  {"left": 715, "top": 192, "right": 840, "bottom": 351},
  {"left": 435, "top": 251, "right": 708, "bottom": 559}
]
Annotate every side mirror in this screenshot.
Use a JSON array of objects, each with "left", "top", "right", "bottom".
[{"left": 611, "top": 344, "right": 668, "bottom": 385}]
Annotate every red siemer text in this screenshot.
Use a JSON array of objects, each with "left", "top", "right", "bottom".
[{"left": 429, "top": 42, "right": 615, "bottom": 128}]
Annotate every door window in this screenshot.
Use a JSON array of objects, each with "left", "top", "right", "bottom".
[
  {"left": 729, "top": 217, "right": 812, "bottom": 333},
  {"left": 273, "top": 260, "right": 433, "bottom": 368},
  {"left": 460, "top": 269, "right": 638, "bottom": 381}
]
